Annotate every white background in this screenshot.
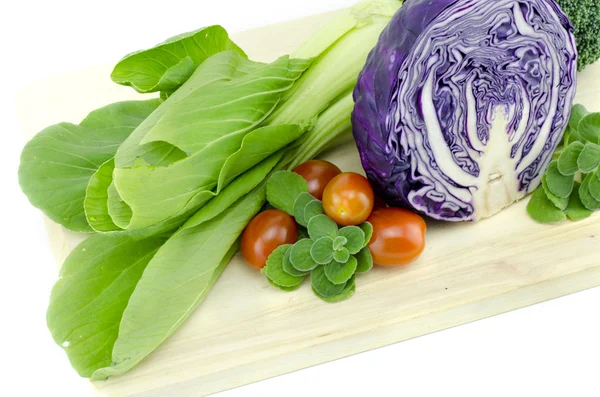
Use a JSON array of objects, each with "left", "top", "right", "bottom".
[{"left": 2, "top": 1, "right": 599, "bottom": 396}]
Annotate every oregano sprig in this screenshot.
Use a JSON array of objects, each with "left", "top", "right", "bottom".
[
  {"left": 264, "top": 171, "right": 374, "bottom": 302},
  {"left": 528, "top": 105, "right": 600, "bottom": 223}
]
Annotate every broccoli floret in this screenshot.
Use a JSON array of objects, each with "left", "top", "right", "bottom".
[{"left": 555, "top": 0, "right": 600, "bottom": 70}]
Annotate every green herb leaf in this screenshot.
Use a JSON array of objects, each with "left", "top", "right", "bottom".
[
  {"left": 541, "top": 175, "right": 569, "bottom": 211},
  {"left": 545, "top": 161, "right": 574, "bottom": 198},
  {"left": 304, "top": 199, "right": 325, "bottom": 223},
  {"left": 332, "top": 247, "right": 350, "bottom": 263},
  {"left": 311, "top": 266, "right": 347, "bottom": 298},
  {"left": 359, "top": 222, "right": 373, "bottom": 247},
  {"left": 312, "top": 275, "right": 356, "bottom": 303},
  {"left": 265, "top": 245, "right": 305, "bottom": 288},
  {"left": 338, "top": 226, "right": 365, "bottom": 254},
  {"left": 324, "top": 256, "right": 357, "bottom": 285},
  {"left": 578, "top": 113, "right": 600, "bottom": 144},
  {"left": 588, "top": 172, "right": 600, "bottom": 202},
  {"left": 577, "top": 143, "right": 600, "bottom": 173},
  {"left": 268, "top": 278, "right": 302, "bottom": 291},
  {"left": 332, "top": 236, "right": 348, "bottom": 251},
  {"left": 289, "top": 239, "right": 319, "bottom": 271},
  {"left": 282, "top": 244, "right": 309, "bottom": 277},
  {"left": 579, "top": 174, "right": 600, "bottom": 211},
  {"left": 355, "top": 247, "right": 374, "bottom": 273},
  {"left": 557, "top": 141, "right": 585, "bottom": 175},
  {"left": 293, "top": 192, "right": 316, "bottom": 227},
  {"left": 565, "top": 104, "right": 589, "bottom": 144},
  {"left": 310, "top": 236, "right": 335, "bottom": 265},
  {"left": 307, "top": 214, "right": 338, "bottom": 240},
  {"left": 565, "top": 182, "right": 593, "bottom": 221},
  {"left": 111, "top": 26, "right": 246, "bottom": 94},
  {"left": 526, "top": 187, "right": 567, "bottom": 224},
  {"left": 267, "top": 171, "right": 309, "bottom": 216}
]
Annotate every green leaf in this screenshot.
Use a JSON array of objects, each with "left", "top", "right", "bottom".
[
  {"left": 18, "top": 99, "right": 160, "bottom": 232},
  {"left": 268, "top": 278, "right": 302, "bottom": 292},
  {"left": 545, "top": 161, "right": 574, "bottom": 198},
  {"left": 577, "top": 143, "right": 600, "bottom": 173},
  {"left": 338, "top": 226, "right": 365, "bottom": 254},
  {"left": 267, "top": 170, "right": 309, "bottom": 216},
  {"left": 304, "top": 200, "right": 325, "bottom": 223},
  {"left": 324, "top": 256, "right": 357, "bottom": 285},
  {"left": 588, "top": 173, "right": 600, "bottom": 202},
  {"left": 293, "top": 192, "right": 316, "bottom": 227},
  {"left": 355, "top": 247, "right": 373, "bottom": 273},
  {"left": 541, "top": 175, "right": 569, "bottom": 211},
  {"left": 307, "top": 214, "right": 338, "bottom": 240},
  {"left": 578, "top": 113, "right": 600, "bottom": 144},
  {"left": 85, "top": 159, "right": 121, "bottom": 232},
  {"left": 310, "top": 236, "right": 334, "bottom": 264},
  {"left": 312, "top": 275, "right": 356, "bottom": 303},
  {"left": 111, "top": 56, "right": 311, "bottom": 230},
  {"left": 311, "top": 266, "right": 347, "bottom": 298},
  {"left": 92, "top": 183, "right": 266, "bottom": 380},
  {"left": 526, "top": 187, "right": 567, "bottom": 224},
  {"left": 47, "top": 233, "right": 168, "bottom": 378},
  {"left": 265, "top": 245, "right": 306, "bottom": 288},
  {"left": 332, "top": 236, "right": 348, "bottom": 251},
  {"left": 565, "top": 182, "right": 594, "bottom": 221},
  {"left": 557, "top": 141, "right": 585, "bottom": 175},
  {"left": 111, "top": 26, "right": 246, "bottom": 94},
  {"left": 289, "top": 239, "right": 319, "bottom": 272},
  {"left": 332, "top": 247, "right": 350, "bottom": 263},
  {"left": 183, "top": 152, "right": 283, "bottom": 229},
  {"left": 282, "top": 246, "right": 309, "bottom": 277},
  {"left": 580, "top": 174, "right": 600, "bottom": 211},
  {"left": 359, "top": 222, "right": 373, "bottom": 247}
]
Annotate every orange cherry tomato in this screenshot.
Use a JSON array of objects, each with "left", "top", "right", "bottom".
[
  {"left": 241, "top": 209, "right": 298, "bottom": 269},
  {"left": 293, "top": 160, "right": 342, "bottom": 200},
  {"left": 367, "top": 207, "right": 426, "bottom": 267},
  {"left": 322, "top": 172, "right": 374, "bottom": 226}
]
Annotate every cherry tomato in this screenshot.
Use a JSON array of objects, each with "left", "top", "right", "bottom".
[
  {"left": 322, "top": 172, "right": 374, "bottom": 226},
  {"left": 293, "top": 160, "right": 342, "bottom": 200},
  {"left": 241, "top": 209, "right": 298, "bottom": 269},
  {"left": 367, "top": 207, "right": 426, "bottom": 267}
]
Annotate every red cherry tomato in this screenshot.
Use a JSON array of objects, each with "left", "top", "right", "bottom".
[
  {"left": 322, "top": 172, "right": 374, "bottom": 226},
  {"left": 241, "top": 209, "right": 298, "bottom": 269},
  {"left": 293, "top": 160, "right": 342, "bottom": 200},
  {"left": 367, "top": 207, "right": 426, "bottom": 267}
]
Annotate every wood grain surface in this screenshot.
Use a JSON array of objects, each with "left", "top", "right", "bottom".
[{"left": 16, "top": 10, "right": 600, "bottom": 397}]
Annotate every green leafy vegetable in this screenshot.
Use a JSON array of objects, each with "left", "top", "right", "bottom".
[
  {"left": 18, "top": 99, "right": 160, "bottom": 232},
  {"left": 289, "top": 239, "right": 319, "bottom": 272},
  {"left": 565, "top": 182, "right": 593, "bottom": 221},
  {"left": 307, "top": 214, "right": 338, "bottom": 240},
  {"left": 264, "top": 245, "right": 306, "bottom": 287},
  {"left": 579, "top": 174, "right": 600, "bottom": 210},
  {"left": 557, "top": 141, "right": 585, "bottom": 175},
  {"left": 324, "top": 257, "right": 357, "bottom": 285},
  {"left": 304, "top": 200, "right": 325, "bottom": 222},
  {"left": 578, "top": 143, "right": 600, "bottom": 173},
  {"left": 310, "top": 236, "right": 335, "bottom": 265},
  {"left": 47, "top": 233, "right": 168, "bottom": 377},
  {"left": 267, "top": 171, "right": 310, "bottom": 216},
  {"left": 111, "top": 26, "right": 246, "bottom": 94},
  {"left": 579, "top": 113, "right": 600, "bottom": 144},
  {"left": 541, "top": 175, "right": 569, "bottom": 211},
  {"left": 312, "top": 275, "right": 356, "bottom": 303},
  {"left": 311, "top": 266, "right": 348, "bottom": 298},
  {"left": 545, "top": 161, "right": 574, "bottom": 198},
  {"left": 293, "top": 192, "right": 316, "bottom": 226},
  {"left": 338, "top": 226, "right": 365, "bottom": 254},
  {"left": 282, "top": 247, "right": 308, "bottom": 277},
  {"left": 526, "top": 188, "right": 567, "bottom": 224},
  {"left": 332, "top": 236, "right": 348, "bottom": 251},
  {"left": 359, "top": 222, "right": 373, "bottom": 247},
  {"left": 355, "top": 247, "right": 374, "bottom": 273}
]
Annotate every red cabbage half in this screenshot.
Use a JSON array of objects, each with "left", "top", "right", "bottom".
[{"left": 352, "top": 0, "right": 577, "bottom": 221}]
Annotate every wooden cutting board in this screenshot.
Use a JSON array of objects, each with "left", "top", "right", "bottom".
[{"left": 16, "top": 10, "right": 600, "bottom": 397}]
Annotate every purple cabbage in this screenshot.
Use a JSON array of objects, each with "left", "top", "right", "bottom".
[{"left": 352, "top": 0, "right": 577, "bottom": 221}]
